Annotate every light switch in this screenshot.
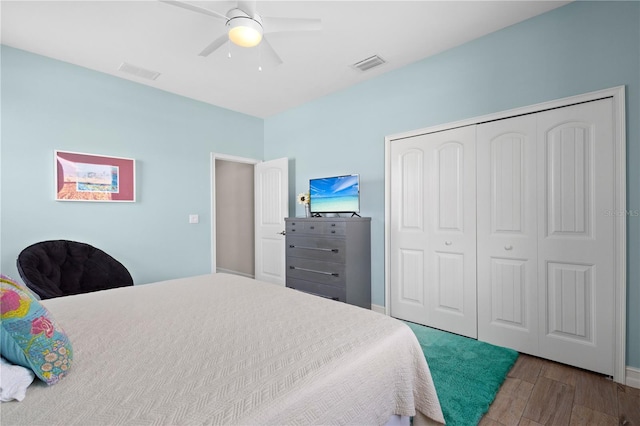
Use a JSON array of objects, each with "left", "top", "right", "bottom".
[{"left": 189, "top": 214, "right": 199, "bottom": 224}]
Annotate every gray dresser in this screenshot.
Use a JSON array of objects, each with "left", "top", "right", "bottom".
[{"left": 285, "top": 217, "right": 371, "bottom": 309}]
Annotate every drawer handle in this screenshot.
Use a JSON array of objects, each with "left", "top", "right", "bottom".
[
  {"left": 505, "top": 245, "right": 513, "bottom": 250},
  {"left": 289, "top": 245, "right": 339, "bottom": 253},
  {"left": 445, "top": 241, "right": 452, "bottom": 246},
  {"left": 289, "top": 266, "right": 339, "bottom": 277}
]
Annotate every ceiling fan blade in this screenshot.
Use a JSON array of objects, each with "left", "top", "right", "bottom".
[
  {"left": 160, "top": 1, "right": 228, "bottom": 22},
  {"left": 260, "top": 36, "right": 283, "bottom": 67},
  {"left": 198, "top": 34, "right": 229, "bottom": 57},
  {"left": 237, "top": 1, "right": 257, "bottom": 18},
  {"left": 262, "top": 17, "right": 322, "bottom": 34}
]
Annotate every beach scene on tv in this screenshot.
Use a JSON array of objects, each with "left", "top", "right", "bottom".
[{"left": 310, "top": 175, "right": 360, "bottom": 213}]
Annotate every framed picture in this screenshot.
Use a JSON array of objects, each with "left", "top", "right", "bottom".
[{"left": 55, "top": 150, "right": 136, "bottom": 202}]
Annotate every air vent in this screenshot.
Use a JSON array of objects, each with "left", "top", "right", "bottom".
[
  {"left": 352, "top": 55, "right": 386, "bottom": 72},
  {"left": 118, "top": 62, "right": 161, "bottom": 81}
]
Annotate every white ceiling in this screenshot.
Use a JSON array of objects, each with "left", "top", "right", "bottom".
[{"left": 1, "top": 0, "right": 570, "bottom": 118}]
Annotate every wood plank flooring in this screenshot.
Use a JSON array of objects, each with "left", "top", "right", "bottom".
[{"left": 480, "top": 354, "right": 640, "bottom": 426}]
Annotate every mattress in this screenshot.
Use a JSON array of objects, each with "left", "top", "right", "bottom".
[{"left": 2, "top": 273, "right": 444, "bottom": 425}]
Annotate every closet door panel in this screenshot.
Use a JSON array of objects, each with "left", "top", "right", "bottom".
[
  {"left": 546, "top": 124, "right": 591, "bottom": 236},
  {"left": 537, "top": 98, "right": 615, "bottom": 376},
  {"left": 477, "top": 115, "right": 538, "bottom": 353},
  {"left": 398, "top": 249, "right": 425, "bottom": 304},
  {"left": 546, "top": 262, "right": 593, "bottom": 338},
  {"left": 434, "top": 252, "right": 465, "bottom": 312},
  {"left": 489, "top": 258, "right": 526, "bottom": 322},
  {"left": 425, "top": 126, "right": 477, "bottom": 338},
  {"left": 390, "top": 126, "right": 477, "bottom": 338},
  {"left": 436, "top": 143, "right": 465, "bottom": 231},
  {"left": 431, "top": 142, "right": 467, "bottom": 324},
  {"left": 389, "top": 141, "right": 429, "bottom": 323}
]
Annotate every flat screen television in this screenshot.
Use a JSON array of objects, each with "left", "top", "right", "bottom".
[{"left": 309, "top": 174, "right": 360, "bottom": 214}]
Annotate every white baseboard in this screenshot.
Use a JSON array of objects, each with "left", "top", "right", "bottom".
[
  {"left": 216, "top": 268, "right": 254, "bottom": 279},
  {"left": 626, "top": 366, "right": 640, "bottom": 389},
  {"left": 371, "top": 304, "right": 385, "bottom": 314}
]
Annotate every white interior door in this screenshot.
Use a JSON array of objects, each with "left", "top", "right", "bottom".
[
  {"left": 254, "top": 157, "right": 289, "bottom": 285},
  {"left": 537, "top": 99, "right": 615, "bottom": 375},
  {"left": 477, "top": 115, "right": 539, "bottom": 354},
  {"left": 390, "top": 126, "right": 477, "bottom": 338}
]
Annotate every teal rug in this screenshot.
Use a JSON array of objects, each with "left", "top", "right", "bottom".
[{"left": 404, "top": 321, "right": 519, "bottom": 426}]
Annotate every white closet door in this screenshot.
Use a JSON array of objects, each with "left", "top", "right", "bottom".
[
  {"left": 390, "top": 126, "right": 477, "bottom": 338},
  {"left": 477, "top": 115, "right": 539, "bottom": 353},
  {"left": 389, "top": 137, "right": 429, "bottom": 324},
  {"left": 537, "top": 99, "right": 615, "bottom": 376}
]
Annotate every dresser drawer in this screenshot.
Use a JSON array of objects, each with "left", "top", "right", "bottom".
[
  {"left": 286, "top": 221, "right": 346, "bottom": 236},
  {"left": 286, "top": 258, "right": 345, "bottom": 287},
  {"left": 286, "top": 235, "right": 346, "bottom": 263},
  {"left": 286, "top": 278, "right": 346, "bottom": 302}
]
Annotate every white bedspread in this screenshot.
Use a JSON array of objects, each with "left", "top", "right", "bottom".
[{"left": 2, "top": 273, "right": 444, "bottom": 425}]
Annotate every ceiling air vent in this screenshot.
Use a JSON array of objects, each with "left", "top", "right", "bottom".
[
  {"left": 118, "top": 62, "right": 161, "bottom": 81},
  {"left": 352, "top": 55, "right": 386, "bottom": 72}
]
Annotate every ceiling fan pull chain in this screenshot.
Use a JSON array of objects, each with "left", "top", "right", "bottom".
[{"left": 227, "top": 39, "right": 232, "bottom": 59}]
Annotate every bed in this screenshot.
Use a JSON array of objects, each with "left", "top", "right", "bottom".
[{"left": 2, "top": 273, "right": 444, "bottom": 425}]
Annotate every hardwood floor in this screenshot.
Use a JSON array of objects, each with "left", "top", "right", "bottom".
[{"left": 480, "top": 354, "right": 640, "bottom": 426}]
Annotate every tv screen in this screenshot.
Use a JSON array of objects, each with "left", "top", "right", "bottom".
[{"left": 309, "top": 174, "right": 360, "bottom": 214}]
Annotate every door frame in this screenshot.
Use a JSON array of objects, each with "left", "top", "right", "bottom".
[
  {"left": 384, "top": 86, "right": 626, "bottom": 383},
  {"left": 210, "top": 153, "right": 260, "bottom": 275}
]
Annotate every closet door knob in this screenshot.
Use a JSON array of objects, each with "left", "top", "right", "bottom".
[
  {"left": 505, "top": 245, "right": 513, "bottom": 250},
  {"left": 445, "top": 241, "right": 452, "bottom": 246}
]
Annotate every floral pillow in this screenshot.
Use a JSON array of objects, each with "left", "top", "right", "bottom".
[
  {"left": 0, "top": 275, "right": 72, "bottom": 385},
  {"left": 0, "top": 273, "right": 40, "bottom": 300}
]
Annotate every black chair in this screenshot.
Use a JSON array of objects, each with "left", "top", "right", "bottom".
[{"left": 17, "top": 240, "right": 133, "bottom": 300}]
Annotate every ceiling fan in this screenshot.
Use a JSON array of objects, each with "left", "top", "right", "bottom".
[{"left": 161, "top": 1, "right": 322, "bottom": 66}]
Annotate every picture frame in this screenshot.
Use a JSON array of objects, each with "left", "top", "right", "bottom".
[{"left": 54, "top": 150, "right": 136, "bottom": 202}]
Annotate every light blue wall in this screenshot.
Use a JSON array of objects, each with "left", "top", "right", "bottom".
[
  {"left": 264, "top": 1, "right": 640, "bottom": 368},
  {"left": 1, "top": 46, "right": 263, "bottom": 284},
  {"left": 2, "top": 1, "right": 638, "bottom": 370}
]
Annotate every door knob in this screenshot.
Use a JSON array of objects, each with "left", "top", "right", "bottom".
[{"left": 278, "top": 231, "right": 286, "bottom": 235}]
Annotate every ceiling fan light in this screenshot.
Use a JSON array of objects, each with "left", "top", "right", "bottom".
[{"left": 228, "top": 17, "right": 263, "bottom": 48}]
